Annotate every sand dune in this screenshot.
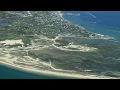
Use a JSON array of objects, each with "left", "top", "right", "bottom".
[{"left": 0, "top": 56, "right": 117, "bottom": 79}]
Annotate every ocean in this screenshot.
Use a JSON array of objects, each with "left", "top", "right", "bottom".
[
  {"left": 0, "top": 11, "right": 120, "bottom": 79},
  {"left": 0, "top": 64, "right": 66, "bottom": 79},
  {"left": 62, "top": 11, "right": 120, "bottom": 41}
]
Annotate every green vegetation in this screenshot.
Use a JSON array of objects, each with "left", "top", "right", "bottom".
[
  {"left": 55, "top": 39, "right": 69, "bottom": 46},
  {"left": 0, "top": 11, "right": 92, "bottom": 47},
  {"left": 6, "top": 44, "right": 22, "bottom": 48},
  {"left": 67, "top": 47, "right": 79, "bottom": 50},
  {"left": 21, "top": 37, "right": 31, "bottom": 46},
  {"left": 1, "top": 11, "right": 120, "bottom": 78}
]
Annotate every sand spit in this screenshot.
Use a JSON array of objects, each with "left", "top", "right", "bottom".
[
  {"left": 0, "top": 55, "right": 117, "bottom": 79},
  {"left": 0, "top": 36, "right": 117, "bottom": 79}
]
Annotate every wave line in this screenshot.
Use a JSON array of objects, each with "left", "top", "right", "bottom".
[{"left": 85, "top": 11, "right": 97, "bottom": 18}]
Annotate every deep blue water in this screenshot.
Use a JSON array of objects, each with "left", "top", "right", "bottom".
[
  {"left": 0, "top": 11, "right": 120, "bottom": 79},
  {"left": 62, "top": 11, "right": 120, "bottom": 41}
]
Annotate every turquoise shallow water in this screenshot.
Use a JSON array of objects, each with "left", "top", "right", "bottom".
[
  {"left": 0, "top": 64, "right": 65, "bottom": 79},
  {"left": 1, "top": 11, "right": 120, "bottom": 79}
]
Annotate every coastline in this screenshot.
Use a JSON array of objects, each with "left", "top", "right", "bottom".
[
  {"left": 0, "top": 61, "right": 116, "bottom": 79},
  {"left": 0, "top": 11, "right": 119, "bottom": 79},
  {"left": 0, "top": 35, "right": 104, "bottom": 79},
  {"left": 0, "top": 61, "right": 66, "bottom": 79}
]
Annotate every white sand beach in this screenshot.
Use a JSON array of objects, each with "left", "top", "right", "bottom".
[
  {"left": 0, "top": 39, "right": 24, "bottom": 45},
  {"left": 0, "top": 59, "right": 116, "bottom": 79},
  {"left": 0, "top": 36, "right": 117, "bottom": 79}
]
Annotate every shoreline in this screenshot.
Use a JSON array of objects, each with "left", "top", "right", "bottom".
[
  {"left": 0, "top": 61, "right": 116, "bottom": 79},
  {"left": 0, "top": 34, "right": 118, "bottom": 79},
  {"left": 0, "top": 61, "right": 67, "bottom": 79},
  {"left": 0, "top": 11, "right": 119, "bottom": 79}
]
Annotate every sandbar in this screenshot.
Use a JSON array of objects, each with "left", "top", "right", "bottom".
[{"left": 0, "top": 60, "right": 117, "bottom": 79}]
